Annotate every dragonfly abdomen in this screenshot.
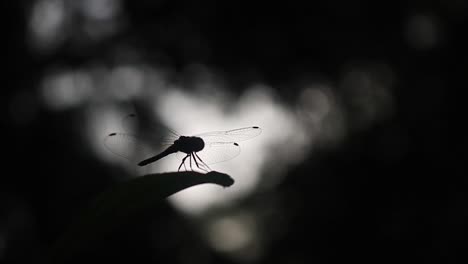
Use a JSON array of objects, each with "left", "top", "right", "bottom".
[{"left": 138, "top": 144, "right": 178, "bottom": 166}]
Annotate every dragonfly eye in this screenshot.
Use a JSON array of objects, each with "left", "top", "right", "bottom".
[{"left": 234, "top": 143, "right": 239, "bottom": 146}]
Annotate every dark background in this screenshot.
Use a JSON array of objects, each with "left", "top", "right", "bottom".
[{"left": 2, "top": 0, "right": 467, "bottom": 263}]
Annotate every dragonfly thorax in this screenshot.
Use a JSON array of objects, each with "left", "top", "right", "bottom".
[{"left": 175, "top": 136, "right": 205, "bottom": 153}]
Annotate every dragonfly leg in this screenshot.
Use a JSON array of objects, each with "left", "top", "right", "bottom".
[
  {"left": 191, "top": 153, "right": 207, "bottom": 172},
  {"left": 189, "top": 153, "right": 193, "bottom": 170},
  {"left": 191, "top": 153, "right": 199, "bottom": 168},
  {"left": 195, "top": 157, "right": 210, "bottom": 172},
  {"left": 178, "top": 154, "right": 190, "bottom": 172},
  {"left": 195, "top": 152, "right": 211, "bottom": 171}
]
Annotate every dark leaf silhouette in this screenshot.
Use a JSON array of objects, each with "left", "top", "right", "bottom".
[{"left": 48, "top": 171, "right": 234, "bottom": 263}]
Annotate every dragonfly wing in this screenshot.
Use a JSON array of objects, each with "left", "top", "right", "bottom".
[
  {"left": 103, "top": 132, "right": 167, "bottom": 164},
  {"left": 120, "top": 113, "right": 180, "bottom": 145},
  {"left": 195, "top": 126, "right": 262, "bottom": 143},
  {"left": 196, "top": 142, "right": 241, "bottom": 165}
]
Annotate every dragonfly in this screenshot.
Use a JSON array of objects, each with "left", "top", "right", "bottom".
[{"left": 104, "top": 114, "right": 262, "bottom": 172}]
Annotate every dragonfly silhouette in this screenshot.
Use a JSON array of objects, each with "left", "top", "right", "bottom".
[{"left": 104, "top": 114, "right": 262, "bottom": 171}]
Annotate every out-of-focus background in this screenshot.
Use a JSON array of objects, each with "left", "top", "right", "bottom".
[{"left": 2, "top": 0, "right": 467, "bottom": 263}]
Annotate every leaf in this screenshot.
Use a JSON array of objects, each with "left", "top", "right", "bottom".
[{"left": 48, "top": 171, "right": 234, "bottom": 263}]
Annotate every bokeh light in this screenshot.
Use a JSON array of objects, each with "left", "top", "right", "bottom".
[
  {"left": 154, "top": 81, "right": 313, "bottom": 214},
  {"left": 28, "top": 0, "right": 123, "bottom": 53},
  {"left": 28, "top": 0, "right": 67, "bottom": 52},
  {"left": 340, "top": 62, "right": 395, "bottom": 131},
  {"left": 40, "top": 69, "right": 93, "bottom": 110},
  {"left": 406, "top": 14, "right": 440, "bottom": 51},
  {"left": 206, "top": 212, "right": 261, "bottom": 262}
]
